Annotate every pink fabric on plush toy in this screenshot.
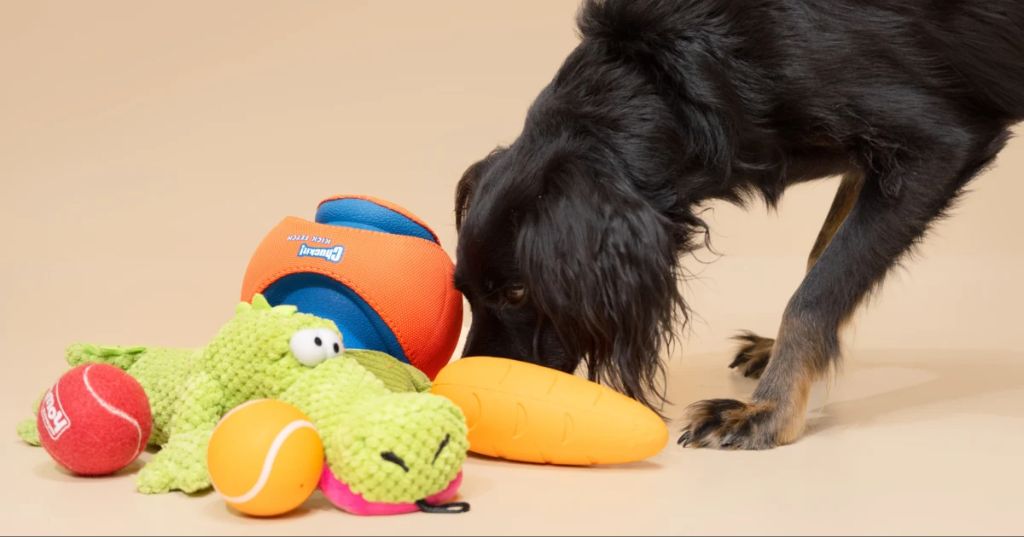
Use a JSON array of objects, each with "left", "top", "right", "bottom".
[{"left": 319, "top": 467, "right": 465, "bottom": 516}]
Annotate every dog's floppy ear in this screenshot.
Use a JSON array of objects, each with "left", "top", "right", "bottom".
[
  {"left": 456, "top": 147, "right": 507, "bottom": 231},
  {"left": 515, "top": 161, "right": 684, "bottom": 413}
]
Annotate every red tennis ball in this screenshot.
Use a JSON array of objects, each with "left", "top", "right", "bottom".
[{"left": 36, "top": 363, "right": 152, "bottom": 476}]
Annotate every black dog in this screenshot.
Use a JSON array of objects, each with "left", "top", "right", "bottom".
[{"left": 453, "top": 0, "right": 1024, "bottom": 449}]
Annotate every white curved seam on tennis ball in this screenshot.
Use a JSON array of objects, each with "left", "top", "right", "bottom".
[
  {"left": 216, "top": 399, "right": 265, "bottom": 427},
  {"left": 216, "top": 420, "right": 317, "bottom": 505},
  {"left": 82, "top": 365, "right": 144, "bottom": 461}
]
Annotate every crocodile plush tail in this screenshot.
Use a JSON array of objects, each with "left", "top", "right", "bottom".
[{"left": 66, "top": 343, "right": 147, "bottom": 370}]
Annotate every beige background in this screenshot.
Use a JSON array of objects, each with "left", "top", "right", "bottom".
[{"left": 1, "top": 1, "right": 1022, "bottom": 535}]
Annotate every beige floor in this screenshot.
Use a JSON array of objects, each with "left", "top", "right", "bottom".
[
  {"left": 5, "top": 346, "right": 1023, "bottom": 536},
  {"left": 2, "top": 1, "right": 1023, "bottom": 535}
]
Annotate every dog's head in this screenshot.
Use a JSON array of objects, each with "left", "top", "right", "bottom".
[
  {"left": 453, "top": 132, "right": 701, "bottom": 412},
  {"left": 451, "top": 0, "right": 788, "bottom": 412},
  {"left": 450, "top": 2, "right": 745, "bottom": 411}
]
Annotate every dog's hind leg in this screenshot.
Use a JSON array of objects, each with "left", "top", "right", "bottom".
[
  {"left": 730, "top": 172, "right": 864, "bottom": 379},
  {"left": 686, "top": 127, "right": 1010, "bottom": 449},
  {"left": 805, "top": 172, "right": 865, "bottom": 271}
]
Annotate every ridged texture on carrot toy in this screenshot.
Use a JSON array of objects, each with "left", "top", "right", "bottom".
[{"left": 430, "top": 356, "right": 668, "bottom": 465}]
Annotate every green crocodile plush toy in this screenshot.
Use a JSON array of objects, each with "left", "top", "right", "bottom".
[{"left": 17, "top": 295, "right": 468, "bottom": 512}]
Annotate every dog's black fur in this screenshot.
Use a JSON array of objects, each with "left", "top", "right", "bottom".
[{"left": 454, "top": 0, "right": 1024, "bottom": 449}]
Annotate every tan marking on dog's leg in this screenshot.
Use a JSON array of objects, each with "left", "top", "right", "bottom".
[{"left": 807, "top": 172, "right": 864, "bottom": 272}]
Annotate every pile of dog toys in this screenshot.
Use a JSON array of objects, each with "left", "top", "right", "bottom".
[{"left": 18, "top": 195, "right": 668, "bottom": 518}]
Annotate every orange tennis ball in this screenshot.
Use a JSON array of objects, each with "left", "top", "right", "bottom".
[{"left": 207, "top": 399, "right": 324, "bottom": 517}]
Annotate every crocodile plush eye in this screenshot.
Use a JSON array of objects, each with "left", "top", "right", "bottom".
[
  {"left": 290, "top": 328, "right": 344, "bottom": 367},
  {"left": 320, "top": 329, "right": 344, "bottom": 358}
]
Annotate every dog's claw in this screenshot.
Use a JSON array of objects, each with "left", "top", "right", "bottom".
[
  {"left": 728, "top": 352, "right": 750, "bottom": 369},
  {"left": 679, "top": 399, "right": 780, "bottom": 450},
  {"left": 729, "top": 332, "right": 774, "bottom": 379}
]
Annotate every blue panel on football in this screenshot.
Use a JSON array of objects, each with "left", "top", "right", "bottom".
[
  {"left": 315, "top": 198, "right": 436, "bottom": 242},
  {"left": 261, "top": 273, "right": 408, "bottom": 362}
]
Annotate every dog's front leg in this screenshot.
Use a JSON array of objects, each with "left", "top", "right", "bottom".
[
  {"left": 679, "top": 188, "right": 909, "bottom": 448},
  {"left": 678, "top": 131, "right": 1008, "bottom": 449},
  {"left": 730, "top": 172, "right": 864, "bottom": 380}
]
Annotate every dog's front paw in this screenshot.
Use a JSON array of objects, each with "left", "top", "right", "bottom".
[
  {"left": 677, "top": 399, "right": 782, "bottom": 450},
  {"left": 729, "top": 332, "right": 774, "bottom": 379}
]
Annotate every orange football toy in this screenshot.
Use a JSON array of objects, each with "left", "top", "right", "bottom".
[
  {"left": 240, "top": 195, "right": 462, "bottom": 379},
  {"left": 430, "top": 356, "right": 668, "bottom": 466}
]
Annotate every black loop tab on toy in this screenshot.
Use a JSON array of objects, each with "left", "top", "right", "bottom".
[{"left": 415, "top": 499, "right": 471, "bottom": 514}]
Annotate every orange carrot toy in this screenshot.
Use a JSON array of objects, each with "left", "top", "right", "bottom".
[{"left": 431, "top": 356, "right": 668, "bottom": 465}]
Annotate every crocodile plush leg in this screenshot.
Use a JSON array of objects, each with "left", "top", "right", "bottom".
[
  {"left": 136, "top": 371, "right": 223, "bottom": 494},
  {"left": 17, "top": 392, "right": 46, "bottom": 445},
  {"left": 66, "top": 343, "right": 148, "bottom": 370}
]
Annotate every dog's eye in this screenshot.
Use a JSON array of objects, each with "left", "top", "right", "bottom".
[{"left": 503, "top": 283, "right": 527, "bottom": 305}]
